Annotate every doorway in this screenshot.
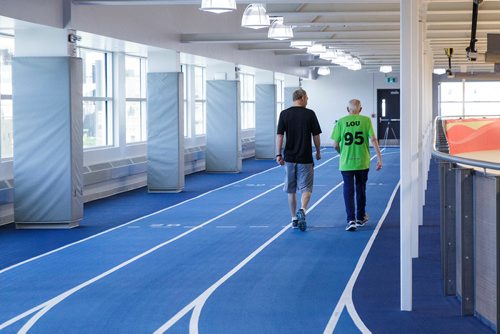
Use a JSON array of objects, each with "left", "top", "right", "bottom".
[{"left": 377, "top": 89, "right": 400, "bottom": 146}]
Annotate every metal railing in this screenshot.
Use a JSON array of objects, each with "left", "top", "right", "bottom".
[{"left": 432, "top": 115, "right": 500, "bottom": 331}]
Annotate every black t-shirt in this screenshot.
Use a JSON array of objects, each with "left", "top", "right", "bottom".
[{"left": 277, "top": 106, "right": 322, "bottom": 163}]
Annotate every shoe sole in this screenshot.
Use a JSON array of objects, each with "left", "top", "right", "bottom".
[{"left": 346, "top": 225, "right": 357, "bottom": 232}]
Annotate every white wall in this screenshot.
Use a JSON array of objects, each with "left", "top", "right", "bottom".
[{"left": 302, "top": 67, "right": 400, "bottom": 146}]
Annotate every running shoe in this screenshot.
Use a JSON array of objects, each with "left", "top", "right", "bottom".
[
  {"left": 292, "top": 218, "right": 298, "bottom": 228},
  {"left": 345, "top": 220, "right": 357, "bottom": 232},
  {"left": 296, "top": 209, "right": 307, "bottom": 232},
  {"left": 356, "top": 213, "right": 369, "bottom": 227}
]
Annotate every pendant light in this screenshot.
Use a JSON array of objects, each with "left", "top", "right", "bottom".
[
  {"left": 200, "top": 0, "right": 236, "bottom": 14},
  {"left": 268, "top": 17, "right": 293, "bottom": 40},
  {"left": 317, "top": 67, "right": 331, "bottom": 76},
  {"left": 241, "top": 3, "right": 270, "bottom": 29},
  {"left": 379, "top": 65, "right": 393, "bottom": 73},
  {"left": 290, "top": 41, "right": 313, "bottom": 49}
]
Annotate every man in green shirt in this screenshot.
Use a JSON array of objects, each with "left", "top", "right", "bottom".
[{"left": 331, "top": 99, "right": 382, "bottom": 231}]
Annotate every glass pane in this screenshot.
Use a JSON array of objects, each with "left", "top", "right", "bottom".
[
  {"left": 83, "top": 100, "right": 109, "bottom": 148},
  {"left": 464, "top": 82, "right": 500, "bottom": 102},
  {"left": 0, "top": 35, "right": 14, "bottom": 96},
  {"left": 184, "top": 100, "right": 189, "bottom": 138},
  {"left": 125, "top": 56, "right": 141, "bottom": 98},
  {"left": 195, "top": 101, "right": 205, "bottom": 135},
  {"left": 141, "top": 101, "right": 147, "bottom": 142},
  {"left": 81, "top": 49, "right": 108, "bottom": 98},
  {"left": 126, "top": 101, "right": 142, "bottom": 143},
  {"left": 464, "top": 102, "right": 500, "bottom": 116},
  {"left": 440, "top": 102, "right": 463, "bottom": 117},
  {"left": 194, "top": 66, "right": 204, "bottom": 100},
  {"left": 241, "top": 102, "right": 255, "bottom": 130},
  {"left": 1, "top": 99, "right": 13, "bottom": 159},
  {"left": 440, "top": 82, "right": 463, "bottom": 102}
]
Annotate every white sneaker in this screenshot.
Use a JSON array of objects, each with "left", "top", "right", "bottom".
[{"left": 345, "top": 221, "right": 357, "bottom": 232}]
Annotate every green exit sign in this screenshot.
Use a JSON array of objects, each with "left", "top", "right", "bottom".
[{"left": 387, "top": 77, "right": 397, "bottom": 83}]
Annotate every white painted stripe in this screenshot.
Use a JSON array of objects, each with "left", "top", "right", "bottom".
[
  {"left": 7, "top": 154, "right": 342, "bottom": 332},
  {"left": 13, "top": 182, "right": 286, "bottom": 334},
  {"left": 0, "top": 165, "right": 282, "bottom": 275},
  {"left": 153, "top": 180, "right": 345, "bottom": 334},
  {"left": 322, "top": 181, "right": 401, "bottom": 334}
]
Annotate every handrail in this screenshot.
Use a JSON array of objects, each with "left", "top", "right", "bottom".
[{"left": 432, "top": 115, "right": 500, "bottom": 171}]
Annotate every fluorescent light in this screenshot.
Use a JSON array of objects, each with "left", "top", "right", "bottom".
[
  {"left": 379, "top": 65, "right": 392, "bottom": 73},
  {"left": 317, "top": 67, "right": 331, "bottom": 76},
  {"left": 267, "top": 17, "right": 293, "bottom": 40},
  {"left": 433, "top": 68, "right": 446, "bottom": 75},
  {"left": 200, "top": 0, "right": 236, "bottom": 13},
  {"left": 241, "top": 3, "right": 270, "bottom": 29},
  {"left": 307, "top": 44, "right": 326, "bottom": 55},
  {"left": 290, "top": 41, "right": 313, "bottom": 49}
]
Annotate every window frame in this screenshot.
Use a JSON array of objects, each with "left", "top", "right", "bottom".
[
  {"left": 124, "top": 54, "right": 147, "bottom": 144},
  {"left": 79, "top": 47, "right": 114, "bottom": 150}
]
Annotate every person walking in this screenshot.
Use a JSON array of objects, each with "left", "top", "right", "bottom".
[
  {"left": 331, "top": 99, "right": 382, "bottom": 232},
  {"left": 276, "top": 88, "right": 322, "bottom": 232}
]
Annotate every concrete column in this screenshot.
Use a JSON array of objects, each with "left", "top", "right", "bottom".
[
  {"left": 400, "top": 0, "right": 414, "bottom": 311},
  {"left": 146, "top": 48, "right": 184, "bottom": 192},
  {"left": 13, "top": 23, "right": 83, "bottom": 228}
]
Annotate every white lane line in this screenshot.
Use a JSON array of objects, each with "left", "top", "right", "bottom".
[
  {"left": 153, "top": 180, "right": 345, "bottom": 334},
  {"left": 0, "top": 165, "right": 282, "bottom": 275},
  {"left": 7, "top": 154, "right": 341, "bottom": 332},
  {"left": 322, "top": 181, "right": 401, "bottom": 334},
  {"left": 12, "top": 182, "right": 286, "bottom": 334}
]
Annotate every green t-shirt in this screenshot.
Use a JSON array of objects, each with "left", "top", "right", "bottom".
[{"left": 331, "top": 114, "right": 374, "bottom": 171}]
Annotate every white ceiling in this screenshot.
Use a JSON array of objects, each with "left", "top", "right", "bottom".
[
  {"left": 70, "top": 0, "right": 500, "bottom": 73},
  {"left": 4, "top": 0, "right": 500, "bottom": 74}
]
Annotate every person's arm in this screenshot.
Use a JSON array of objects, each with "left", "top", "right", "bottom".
[
  {"left": 313, "top": 134, "right": 321, "bottom": 160},
  {"left": 370, "top": 135, "right": 383, "bottom": 170},
  {"left": 276, "top": 134, "right": 284, "bottom": 165},
  {"left": 332, "top": 140, "right": 340, "bottom": 154}
]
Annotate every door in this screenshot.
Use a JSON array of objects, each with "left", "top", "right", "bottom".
[{"left": 377, "top": 89, "right": 400, "bottom": 146}]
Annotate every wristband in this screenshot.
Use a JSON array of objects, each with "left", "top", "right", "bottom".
[{"left": 276, "top": 154, "right": 282, "bottom": 158}]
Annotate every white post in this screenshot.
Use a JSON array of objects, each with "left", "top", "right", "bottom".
[{"left": 400, "top": 0, "right": 413, "bottom": 311}]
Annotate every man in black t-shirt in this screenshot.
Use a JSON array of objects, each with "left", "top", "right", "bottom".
[{"left": 276, "top": 88, "right": 322, "bottom": 231}]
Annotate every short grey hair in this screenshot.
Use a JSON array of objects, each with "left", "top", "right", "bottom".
[
  {"left": 292, "top": 89, "right": 307, "bottom": 101},
  {"left": 347, "top": 99, "right": 361, "bottom": 112}
]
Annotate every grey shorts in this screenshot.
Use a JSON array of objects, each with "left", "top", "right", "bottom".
[{"left": 283, "top": 162, "right": 314, "bottom": 193}]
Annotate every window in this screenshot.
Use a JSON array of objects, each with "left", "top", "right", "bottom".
[
  {"left": 0, "top": 34, "right": 14, "bottom": 159},
  {"left": 193, "top": 66, "right": 206, "bottom": 136},
  {"left": 181, "top": 65, "right": 190, "bottom": 138},
  {"left": 79, "top": 48, "right": 113, "bottom": 148},
  {"left": 125, "top": 55, "right": 147, "bottom": 143},
  {"left": 440, "top": 81, "right": 500, "bottom": 117},
  {"left": 275, "top": 78, "right": 284, "bottom": 120},
  {"left": 240, "top": 73, "right": 255, "bottom": 130}
]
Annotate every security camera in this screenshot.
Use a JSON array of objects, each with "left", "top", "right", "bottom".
[{"left": 68, "top": 33, "right": 81, "bottom": 43}]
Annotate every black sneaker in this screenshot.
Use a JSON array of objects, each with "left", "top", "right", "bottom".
[
  {"left": 356, "top": 213, "right": 369, "bottom": 227},
  {"left": 296, "top": 209, "right": 307, "bottom": 232},
  {"left": 292, "top": 218, "right": 298, "bottom": 228},
  {"left": 345, "top": 221, "right": 357, "bottom": 232}
]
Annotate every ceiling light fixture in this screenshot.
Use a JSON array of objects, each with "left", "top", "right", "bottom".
[
  {"left": 433, "top": 68, "right": 446, "bottom": 75},
  {"left": 200, "top": 0, "right": 236, "bottom": 14},
  {"left": 317, "top": 67, "right": 331, "bottom": 76},
  {"left": 241, "top": 3, "right": 270, "bottom": 29},
  {"left": 268, "top": 17, "right": 293, "bottom": 40},
  {"left": 290, "top": 41, "right": 313, "bottom": 49},
  {"left": 379, "top": 65, "right": 393, "bottom": 73},
  {"left": 306, "top": 43, "right": 326, "bottom": 55}
]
